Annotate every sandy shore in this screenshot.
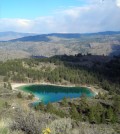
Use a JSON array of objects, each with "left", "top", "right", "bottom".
[
  {"left": 11, "top": 83, "right": 40, "bottom": 102},
  {"left": 87, "top": 86, "right": 98, "bottom": 95},
  {"left": 11, "top": 83, "right": 31, "bottom": 90},
  {"left": 11, "top": 82, "right": 98, "bottom": 95},
  {"left": 11, "top": 82, "right": 76, "bottom": 90}
]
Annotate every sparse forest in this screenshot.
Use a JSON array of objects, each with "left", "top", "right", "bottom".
[
  {"left": 0, "top": 54, "right": 120, "bottom": 134},
  {"left": 0, "top": 0, "right": 120, "bottom": 133},
  {"left": 0, "top": 54, "right": 120, "bottom": 93}
]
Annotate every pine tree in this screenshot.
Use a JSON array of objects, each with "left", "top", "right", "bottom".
[
  {"left": 4, "top": 83, "right": 7, "bottom": 88},
  {"left": 70, "top": 104, "right": 81, "bottom": 121},
  {"left": 8, "top": 82, "right": 12, "bottom": 90},
  {"left": 38, "top": 102, "right": 45, "bottom": 111},
  {"left": 17, "top": 92, "right": 22, "bottom": 98},
  {"left": 113, "top": 95, "right": 120, "bottom": 114},
  {"left": 106, "top": 107, "right": 116, "bottom": 123},
  {"left": 101, "top": 111, "right": 106, "bottom": 124},
  {"left": 28, "top": 94, "right": 34, "bottom": 100},
  {"left": 96, "top": 113, "right": 101, "bottom": 124},
  {"left": 61, "top": 97, "right": 68, "bottom": 106},
  {"left": 89, "top": 107, "right": 96, "bottom": 123},
  {"left": 46, "top": 102, "right": 54, "bottom": 113}
]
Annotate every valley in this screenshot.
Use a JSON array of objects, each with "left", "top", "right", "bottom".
[
  {"left": 1, "top": 0, "right": 120, "bottom": 133},
  {"left": 0, "top": 32, "right": 120, "bottom": 134}
]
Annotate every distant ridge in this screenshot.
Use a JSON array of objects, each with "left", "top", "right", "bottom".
[
  {"left": 9, "top": 34, "right": 51, "bottom": 42},
  {"left": 8, "top": 31, "right": 120, "bottom": 42},
  {"left": 0, "top": 31, "right": 120, "bottom": 60},
  {"left": 86, "top": 31, "right": 120, "bottom": 35},
  {"left": 9, "top": 33, "right": 81, "bottom": 42},
  {"left": 0, "top": 31, "right": 35, "bottom": 41}
]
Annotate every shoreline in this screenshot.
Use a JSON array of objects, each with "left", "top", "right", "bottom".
[
  {"left": 11, "top": 82, "right": 98, "bottom": 95},
  {"left": 11, "top": 83, "right": 40, "bottom": 105}
]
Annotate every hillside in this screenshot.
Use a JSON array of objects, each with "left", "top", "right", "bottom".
[
  {"left": 9, "top": 31, "right": 120, "bottom": 42},
  {"left": 0, "top": 55, "right": 120, "bottom": 134},
  {"left": 0, "top": 31, "right": 120, "bottom": 61}
]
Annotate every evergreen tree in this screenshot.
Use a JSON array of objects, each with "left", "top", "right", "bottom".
[
  {"left": 38, "top": 102, "right": 45, "bottom": 111},
  {"left": 61, "top": 97, "right": 68, "bottom": 106},
  {"left": 28, "top": 94, "right": 34, "bottom": 100},
  {"left": 101, "top": 111, "right": 106, "bottom": 124},
  {"left": 113, "top": 95, "right": 120, "bottom": 114},
  {"left": 17, "top": 92, "right": 22, "bottom": 98},
  {"left": 89, "top": 107, "right": 96, "bottom": 123},
  {"left": 106, "top": 107, "right": 116, "bottom": 123},
  {"left": 95, "top": 113, "right": 101, "bottom": 124},
  {"left": 8, "top": 82, "right": 12, "bottom": 90},
  {"left": 70, "top": 104, "right": 81, "bottom": 121},
  {"left": 46, "top": 102, "right": 54, "bottom": 113},
  {"left": 4, "top": 83, "right": 7, "bottom": 88}
]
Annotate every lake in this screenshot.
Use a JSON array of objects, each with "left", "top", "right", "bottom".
[{"left": 18, "top": 84, "right": 95, "bottom": 104}]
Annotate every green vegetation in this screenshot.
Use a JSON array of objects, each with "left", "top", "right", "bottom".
[
  {"left": 0, "top": 54, "right": 120, "bottom": 134},
  {"left": 17, "top": 92, "right": 22, "bottom": 98},
  {"left": 27, "top": 94, "right": 34, "bottom": 100},
  {"left": 34, "top": 95, "right": 120, "bottom": 124},
  {"left": 0, "top": 55, "right": 119, "bottom": 94}
]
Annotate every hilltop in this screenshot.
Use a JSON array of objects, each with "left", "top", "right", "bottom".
[{"left": 8, "top": 31, "right": 120, "bottom": 42}]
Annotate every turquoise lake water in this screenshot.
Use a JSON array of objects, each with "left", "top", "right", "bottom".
[{"left": 19, "top": 84, "right": 95, "bottom": 104}]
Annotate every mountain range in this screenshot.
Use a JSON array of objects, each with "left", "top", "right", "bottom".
[
  {"left": 1, "top": 31, "right": 120, "bottom": 42},
  {"left": 0, "top": 31, "right": 120, "bottom": 61}
]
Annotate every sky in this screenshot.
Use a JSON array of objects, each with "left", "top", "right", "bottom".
[{"left": 0, "top": 0, "right": 120, "bottom": 33}]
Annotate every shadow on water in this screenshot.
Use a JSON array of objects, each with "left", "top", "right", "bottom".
[{"left": 46, "top": 54, "right": 120, "bottom": 93}]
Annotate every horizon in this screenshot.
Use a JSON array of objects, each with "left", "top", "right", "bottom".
[
  {"left": 1, "top": 30, "right": 120, "bottom": 34},
  {"left": 0, "top": 0, "right": 120, "bottom": 33}
]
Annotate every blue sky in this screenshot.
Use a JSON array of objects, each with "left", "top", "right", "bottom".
[
  {"left": 0, "top": 0, "right": 85, "bottom": 19},
  {"left": 0, "top": 0, "right": 120, "bottom": 33}
]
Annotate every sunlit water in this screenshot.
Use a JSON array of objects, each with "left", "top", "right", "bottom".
[{"left": 18, "top": 84, "right": 95, "bottom": 104}]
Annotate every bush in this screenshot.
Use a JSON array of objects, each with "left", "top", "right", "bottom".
[
  {"left": 17, "top": 92, "right": 22, "bottom": 98},
  {"left": 11, "top": 109, "right": 43, "bottom": 134},
  {"left": 46, "top": 103, "right": 67, "bottom": 118},
  {"left": 61, "top": 97, "right": 68, "bottom": 106},
  {"left": 48, "top": 118, "right": 72, "bottom": 134},
  {"left": 0, "top": 119, "right": 24, "bottom": 134},
  {"left": 28, "top": 94, "right": 34, "bottom": 100},
  {"left": 0, "top": 119, "right": 9, "bottom": 134},
  {"left": 11, "top": 108, "right": 56, "bottom": 134}
]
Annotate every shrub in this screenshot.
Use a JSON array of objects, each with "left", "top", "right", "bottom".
[
  {"left": 11, "top": 108, "right": 56, "bottom": 134},
  {"left": 11, "top": 109, "right": 43, "bottom": 134},
  {"left": 0, "top": 119, "right": 9, "bottom": 134},
  {"left": 45, "top": 103, "right": 67, "bottom": 118},
  {"left": 61, "top": 97, "right": 68, "bottom": 106},
  {"left": 28, "top": 94, "right": 34, "bottom": 100},
  {"left": 48, "top": 118, "right": 72, "bottom": 134},
  {"left": 17, "top": 92, "right": 22, "bottom": 98}
]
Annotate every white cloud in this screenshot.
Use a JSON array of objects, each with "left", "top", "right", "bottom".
[
  {"left": 0, "top": 0, "right": 120, "bottom": 33},
  {"left": 0, "top": 18, "right": 33, "bottom": 32},
  {"left": 116, "top": 0, "right": 120, "bottom": 7}
]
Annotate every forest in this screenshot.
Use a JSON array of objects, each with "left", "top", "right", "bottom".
[
  {"left": 0, "top": 54, "right": 120, "bottom": 94},
  {"left": 0, "top": 54, "right": 120, "bottom": 134}
]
